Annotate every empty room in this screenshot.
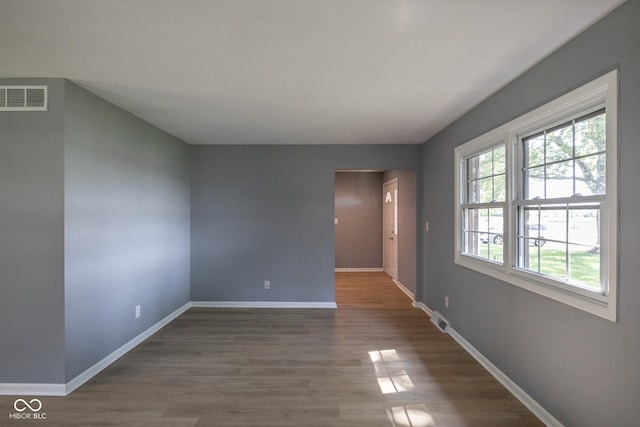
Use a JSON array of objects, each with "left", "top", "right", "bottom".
[{"left": 1, "top": 1, "right": 639, "bottom": 426}]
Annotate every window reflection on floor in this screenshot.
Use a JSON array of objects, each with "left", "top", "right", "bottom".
[
  {"left": 369, "top": 350, "right": 435, "bottom": 426},
  {"left": 386, "top": 404, "right": 435, "bottom": 427},
  {"left": 369, "top": 349, "right": 415, "bottom": 394}
]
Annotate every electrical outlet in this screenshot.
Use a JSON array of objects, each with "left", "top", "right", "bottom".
[
  {"left": 264, "top": 280, "right": 270, "bottom": 290},
  {"left": 445, "top": 296, "right": 449, "bottom": 308},
  {"left": 135, "top": 305, "right": 141, "bottom": 318}
]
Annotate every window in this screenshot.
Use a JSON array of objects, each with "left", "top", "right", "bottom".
[
  {"left": 454, "top": 70, "right": 618, "bottom": 321},
  {"left": 517, "top": 110, "right": 605, "bottom": 290},
  {"left": 461, "top": 144, "right": 506, "bottom": 263}
]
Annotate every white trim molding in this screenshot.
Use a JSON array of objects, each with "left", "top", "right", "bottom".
[
  {"left": 447, "top": 327, "right": 563, "bottom": 427},
  {"left": 334, "top": 268, "right": 384, "bottom": 272},
  {"left": 191, "top": 301, "right": 337, "bottom": 309},
  {"left": 412, "top": 301, "right": 432, "bottom": 316},
  {"left": 64, "top": 302, "right": 191, "bottom": 395},
  {"left": 0, "top": 302, "right": 192, "bottom": 397},
  {"left": 0, "top": 383, "right": 66, "bottom": 396},
  {"left": 393, "top": 279, "right": 415, "bottom": 300},
  {"left": 1, "top": 300, "right": 338, "bottom": 396},
  {"left": 411, "top": 302, "right": 562, "bottom": 427}
]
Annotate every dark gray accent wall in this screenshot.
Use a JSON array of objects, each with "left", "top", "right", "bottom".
[
  {"left": 334, "top": 172, "right": 383, "bottom": 269},
  {"left": 190, "top": 145, "right": 421, "bottom": 303},
  {"left": 0, "top": 79, "right": 66, "bottom": 383},
  {"left": 383, "top": 170, "right": 417, "bottom": 295},
  {"left": 421, "top": 1, "right": 640, "bottom": 424},
  {"left": 63, "top": 81, "right": 191, "bottom": 380}
]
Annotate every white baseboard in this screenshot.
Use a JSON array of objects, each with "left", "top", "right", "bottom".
[
  {"left": 1, "top": 300, "right": 339, "bottom": 396},
  {"left": 64, "top": 301, "right": 192, "bottom": 395},
  {"left": 412, "top": 301, "right": 433, "bottom": 316},
  {"left": 411, "top": 302, "right": 562, "bottom": 427},
  {"left": 334, "top": 268, "right": 384, "bottom": 272},
  {"left": 0, "top": 302, "right": 192, "bottom": 397},
  {"left": 392, "top": 279, "right": 415, "bottom": 300},
  {"left": 0, "top": 383, "right": 66, "bottom": 396},
  {"left": 191, "top": 301, "right": 337, "bottom": 309},
  {"left": 447, "top": 327, "right": 562, "bottom": 426}
]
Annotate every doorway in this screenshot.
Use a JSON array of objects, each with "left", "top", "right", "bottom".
[
  {"left": 383, "top": 178, "right": 399, "bottom": 280},
  {"left": 334, "top": 170, "right": 417, "bottom": 299}
]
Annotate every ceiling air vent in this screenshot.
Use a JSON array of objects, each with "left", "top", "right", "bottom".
[{"left": 0, "top": 86, "right": 48, "bottom": 111}]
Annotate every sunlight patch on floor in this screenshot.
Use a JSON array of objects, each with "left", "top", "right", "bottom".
[
  {"left": 386, "top": 404, "right": 435, "bottom": 427},
  {"left": 369, "top": 349, "right": 415, "bottom": 394}
]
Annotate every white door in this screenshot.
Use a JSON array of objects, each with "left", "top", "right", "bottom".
[{"left": 383, "top": 179, "right": 398, "bottom": 280}]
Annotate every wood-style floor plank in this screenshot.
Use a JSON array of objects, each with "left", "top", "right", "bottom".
[{"left": 0, "top": 272, "right": 542, "bottom": 426}]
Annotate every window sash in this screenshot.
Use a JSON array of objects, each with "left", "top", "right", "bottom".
[
  {"left": 464, "top": 144, "right": 506, "bottom": 204},
  {"left": 514, "top": 107, "right": 607, "bottom": 294},
  {"left": 461, "top": 144, "right": 506, "bottom": 263},
  {"left": 460, "top": 203, "right": 505, "bottom": 264},
  {"left": 519, "top": 108, "right": 607, "bottom": 202},
  {"left": 513, "top": 200, "right": 604, "bottom": 294}
]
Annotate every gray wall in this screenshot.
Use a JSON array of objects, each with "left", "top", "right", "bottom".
[
  {"left": 421, "top": 0, "right": 640, "bottom": 424},
  {"left": 0, "top": 78, "right": 191, "bottom": 385},
  {"left": 0, "top": 79, "right": 66, "bottom": 383},
  {"left": 190, "top": 145, "right": 421, "bottom": 303},
  {"left": 64, "top": 81, "right": 191, "bottom": 380},
  {"left": 334, "top": 172, "right": 383, "bottom": 269},
  {"left": 1, "top": 80, "right": 420, "bottom": 385},
  {"left": 384, "top": 170, "right": 417, "bottom": 295}
]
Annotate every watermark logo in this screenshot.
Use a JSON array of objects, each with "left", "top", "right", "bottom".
[
  {"left": 8, "top": 398, "right": 46, "bottom": 420},
  {"left": 14, "top": 399, "right": 42, "bottom": 412}
]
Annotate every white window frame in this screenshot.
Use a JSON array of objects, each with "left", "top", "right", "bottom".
[
  {"left": 454, "top": 70, "right": 618, "bottom": 321},
  {"left": 459, "top": 142, "right": 508, "bottom": 264}
]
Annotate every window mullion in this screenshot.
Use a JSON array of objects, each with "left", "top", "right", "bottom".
[
  {"left": 543, "top": 130, "right": 547, "bottom": 198},
  {"left": 505, "top": 134, "right": 516, "bottom": 274},
  {"left": 565, "top": 205, "right": 570, "bottom": 281}
]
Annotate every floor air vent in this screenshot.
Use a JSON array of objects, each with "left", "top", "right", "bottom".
[
  {"left": 0, "top": 86, "right": 48, "bottom": 111},
  {"left": 431, "top": 311, "right": 449, "bottom": 333}
]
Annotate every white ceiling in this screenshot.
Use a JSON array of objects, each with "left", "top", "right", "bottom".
[{"left": 0, "top": 0, "right": 625, "bottom": 145}]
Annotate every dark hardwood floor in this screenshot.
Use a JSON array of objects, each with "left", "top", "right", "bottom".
[{"left": 1, "top": 272, "right": 542, "bottom": 426}]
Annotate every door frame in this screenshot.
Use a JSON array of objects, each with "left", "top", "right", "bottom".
[{"left": 383, "top": 178, "right": 399, "bottom": 280}]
